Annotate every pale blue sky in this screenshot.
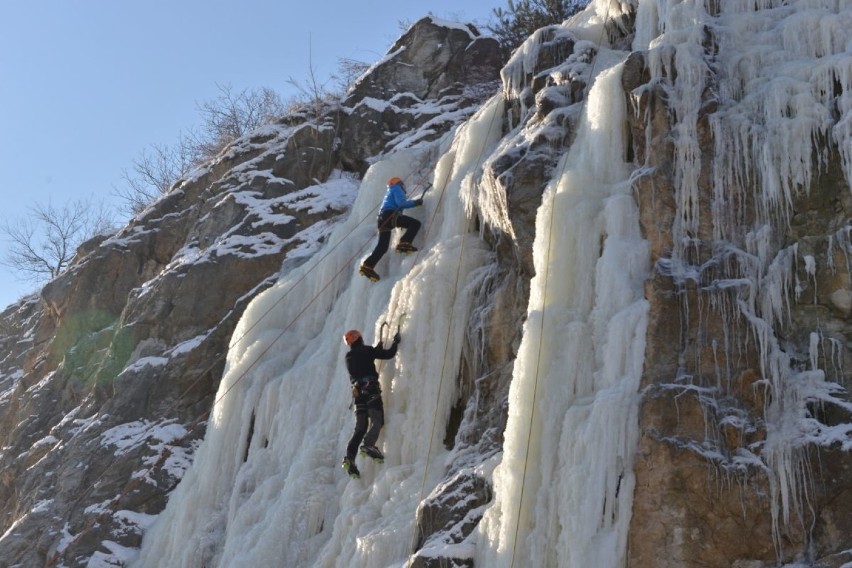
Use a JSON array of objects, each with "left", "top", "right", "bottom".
[{"left": 0, "top": 1, "right": 499, "bottom": 309}]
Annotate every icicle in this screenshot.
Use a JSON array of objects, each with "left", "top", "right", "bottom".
[
  {"left": 632, "top": 0, "right": 662, "bottom": 52},
  {"left": 476, "top": 47, "right": 649, "bottom": 568},
  {"left": 501, "top": 28, "right": 549, "bottom": 109},
  {"left": 828, "top": 225, "right": 852, "bottom": 275},
  {"left": 637, "top": 0, "right": 852, "bottom": 557},
  {"left": 801, "top": 254, "right": 817, "bottom": 303}
]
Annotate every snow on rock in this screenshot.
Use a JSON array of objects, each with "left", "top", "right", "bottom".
[{"left": 1, "top": 4, "right": 851, "bottom": 568}]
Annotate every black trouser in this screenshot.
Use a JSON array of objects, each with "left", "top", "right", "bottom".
[
  {"left": 363, "top": 210, "right": 421, "bottom": 267},
  {"left": 346, "top": 395, "right": 384, "bottom": 461}
]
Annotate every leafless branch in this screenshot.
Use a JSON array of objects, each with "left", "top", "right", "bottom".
[{"left": 1, "top": 198, "right": 116, "bottom": 282}]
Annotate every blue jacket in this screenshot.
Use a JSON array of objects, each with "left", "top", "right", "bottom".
[{"left": 380, "top": 182, "right": 418, "bottom": 212}]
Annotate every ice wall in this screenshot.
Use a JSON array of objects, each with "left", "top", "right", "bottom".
[
  {"left": 477, "top": 0, "right": 852, "bottom": 564},
  {"left": 131, "top": 0, "right": 852, "bottom": 565},
  {"left": 132, "top": 97, "right": 504, "bottom": 567},
  {"left": 476, "top": 39, "right": 650, "bottom": 567}
]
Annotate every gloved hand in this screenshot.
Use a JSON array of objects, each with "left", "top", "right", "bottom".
[
  {"left": 393, "top": 332, "right": 401, "bottom": 344},
  {"left": 413, "top": 198, "right": 424, "bottom": 206}
]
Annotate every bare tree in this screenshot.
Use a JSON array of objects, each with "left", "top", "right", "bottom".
[
  {"left": 283, "top": 37, "right": 352, "bottom": 121},
  {"left": 1, "top": 199, "right": 115, "bottom": 282},
  {"left": 334, "top": 57, "right": 371, "bottom": 94},
  {"left": 116, "top": 83, "right": 286, "bottom": 215},
  {"left": 114, "top": 134, "right": 198, "bottom": 216},
  {"left": 192, "top": 83, "right": 286, "bottom": 157}
]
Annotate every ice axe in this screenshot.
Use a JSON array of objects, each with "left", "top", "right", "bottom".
[
  {"left": 378, "top": 321, "right": 390, "bottom": 345},
  {"left": 376, "top": 312, "right": 406, "bottom": 371},
  {"left": 391, "top": 312, "right": 407, "bottom": 341},
  {"left": 416, "top": 183, "right": 432, "bottom": 200},
  {"left": 379, "top": 312, "right": 406, "bottom": 345}
]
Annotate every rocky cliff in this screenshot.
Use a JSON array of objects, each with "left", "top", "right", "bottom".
[
  {"left": 0, "top": 17, "right": 500, "bottom": 567},
  {"left": 0, "top": 3, "right": 850, "bottom": 567}
]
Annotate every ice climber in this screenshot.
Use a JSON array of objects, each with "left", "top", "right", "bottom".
[
  {"left": 359, "top": 176, "right": 423, "bottom": 282},
  {"left": 341, "top": 328, "right": 401, "bottom": 478}
]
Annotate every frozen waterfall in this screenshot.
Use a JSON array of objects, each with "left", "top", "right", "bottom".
[
  {"left": 132, "top": 0, "right": 852, "bottom": 566},
  {"left": 474, "top": 45, "right": 649, "bottom": 568},
  {"left": 133, "top": 96, "right": 505, "bottom": 567}
]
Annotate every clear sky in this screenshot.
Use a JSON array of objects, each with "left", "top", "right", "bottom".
[{"left": 0, "top": 0, "right": 500, "bottom": 310}]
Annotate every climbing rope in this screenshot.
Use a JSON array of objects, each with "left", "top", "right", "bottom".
[
  {"left": 402, "top": 96, "right": 504, "bottom": 566},
  {"left": 44, "top": 144, "right": 445, "bottom": 567},
  {"left": 162, "top": 127, "right": 448, "bottom": 417},
  {"left": 509, "top": 3, "right": 616, "bottom": 567},
  {"left": 44, "top": 187, "right": 385, "bottom": 567},
  {"left": 47, "top": 30, "right": 499, "bottom": 567}
]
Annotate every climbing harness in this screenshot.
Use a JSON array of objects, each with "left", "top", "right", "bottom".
[
  {"left": 359, "top": 177, "right": 431, "bottom": 282},
  {"left": 348, "top": 312, "right": 406, "bottom": 410}
]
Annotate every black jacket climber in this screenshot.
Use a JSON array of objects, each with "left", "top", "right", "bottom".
[
  {"left": 345, "top": 338, "right": 398, "bottom": 389},
  {"left": 340, "top": 328, "right": 401, "bottom": 478}
]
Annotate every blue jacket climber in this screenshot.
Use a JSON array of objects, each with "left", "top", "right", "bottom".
[
  {"left": 380, "top": 178, "right": 420, "bottom": 211},
  {"left": 359, "top": 177, "right": 423, "bottom": 282}
]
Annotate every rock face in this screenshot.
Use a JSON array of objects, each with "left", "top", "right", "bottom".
[
  {"left": 620, "top": 9, "right": 852, "bottom": 563},
  {"left": 338, "top": 18, "right": 502, "bottom": 175},
  {"left": 413, "top": 3, "right": 851, "bottom": 566},
  {"left": 0, "top": 17, "right": 500, "bottom": 567},
  {"left": 1, "top": 5, "right": 851, "bottom": 568}
]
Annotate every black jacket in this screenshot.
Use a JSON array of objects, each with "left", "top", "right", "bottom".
[{"left": 345, "top": 340, "right": 398, "bottom": 389}]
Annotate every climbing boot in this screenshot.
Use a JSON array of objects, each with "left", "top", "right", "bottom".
[
  {"left": 359, "top": 263, "right": 380, "bottom": 282},
  {"left": 395, "top": 242, "right": 417, "bottom": 254},
  {"left": 360, "top": 445, "right": 384, "bottom": 463},
  {"left": 342, "top": 457, "right": 360, "bottom": 478}
]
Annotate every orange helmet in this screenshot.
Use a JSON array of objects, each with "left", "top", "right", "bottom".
[
  {"left": 343, "top": 329, "right": 362, "bottom": 346},
  {"left": 387, "top": 177, "right": 403, "bottom": 187}
]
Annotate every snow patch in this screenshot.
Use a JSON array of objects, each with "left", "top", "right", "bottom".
[{"left": 101, "top": 419, "right": 189, "bottom": 457}]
